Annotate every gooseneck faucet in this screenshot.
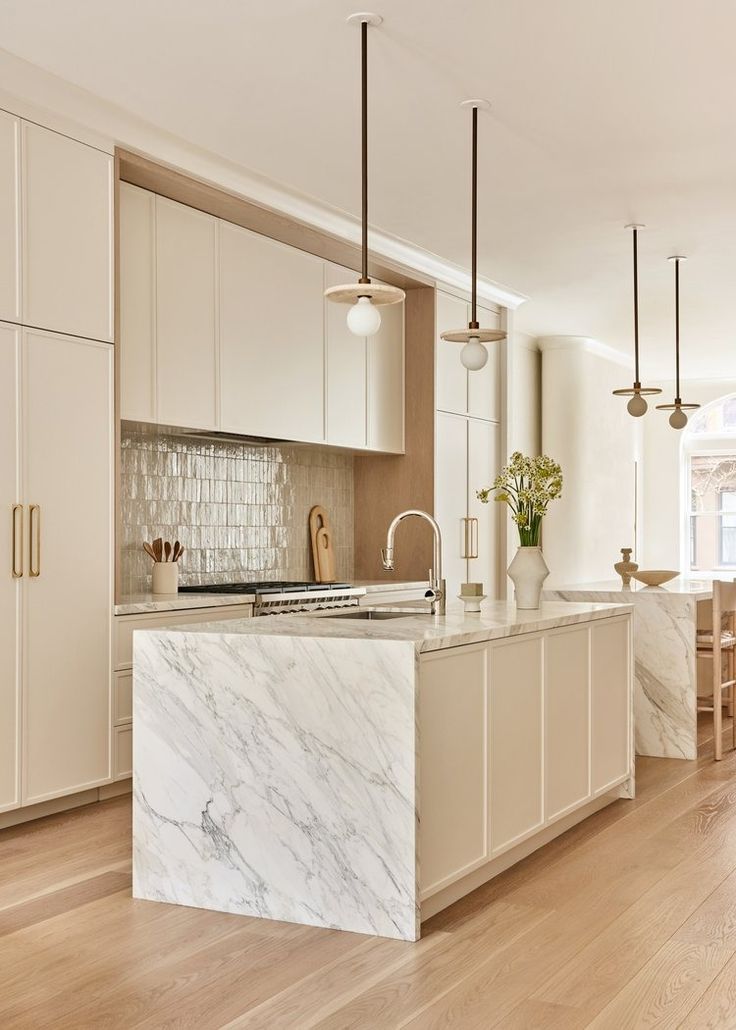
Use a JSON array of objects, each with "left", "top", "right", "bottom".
[{"left": 381, "top": 510, "right": 446, "bottom": 616}]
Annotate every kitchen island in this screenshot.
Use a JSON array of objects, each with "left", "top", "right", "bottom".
[
  {"left": 132, "top": 601, "right": 633, "bottom": 941},
  {"left": 545, "top": 579, "right": 712, "bottom": 759}
]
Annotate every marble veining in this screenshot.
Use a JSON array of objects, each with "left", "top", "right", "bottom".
[
  {"left": 546, "top": 586, "right": 704, "bottom": 759},
  {"left": 133, "top": 630, "right": 418, "bottom": 940}
]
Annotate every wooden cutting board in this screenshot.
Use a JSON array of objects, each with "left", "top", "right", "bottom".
[{"left": 309, "top": 505, "right": 337, "bottom": 583}]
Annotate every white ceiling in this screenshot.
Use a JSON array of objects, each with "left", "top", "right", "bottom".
[{"left": 1, "top": 0, "right": 735, "bottom": 377}]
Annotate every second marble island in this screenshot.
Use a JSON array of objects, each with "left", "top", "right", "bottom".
[{"left": 132, "top": 601, "right": 634, "bottom": 941}]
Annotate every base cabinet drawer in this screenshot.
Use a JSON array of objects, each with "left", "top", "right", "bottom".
[{"left": 114, "top": 725, "right": 132, "bottom": 780}]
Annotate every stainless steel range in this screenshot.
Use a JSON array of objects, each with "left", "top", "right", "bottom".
[{"left": 178, "top": 580, "right": 366, "bottom": 616}]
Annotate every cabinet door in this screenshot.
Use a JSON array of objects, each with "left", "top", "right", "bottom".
[
  {"left": 489, "top": 635, "right": 543, "bottom": 852},
  {"left": 467, "top": 304, "right": 502, "bottom": 421},
  {"left": 545, "top": 626, "right": 590, "bottom": 820},
  {"left": 591, "top": 617, "right": 631, "bottom": 793},
  {"left": 119, "top": 183, "right": 155, "bottom": 422},
  {"left": 367, "top": 289, "right": 404, "bottom": 453},
  {"left": 0, "top": 113, "right": 20, "bottom": 324},
  {"left": 21, "top": 123, "right": 113, "bottom": 342},
  {"left": 0, "top": 324, "right": 20, "bottom": 811},
  {"left": 156, "top": 197, "right": 217, "bottom": 430},
  {"left": 435, "top": 411, "right": 468, "bottom": 598},
  {"left": 325, "top": 262, "right": 367, "bottom": 448},
  {"left": 22, "top": 330, "right": 112, "bottom": 803},
  {"left": 467, "top": 418, "right": 500, "bottom": 597},
  {"left": 436, "top": 291, "right": 468, "bottom": 415},
  {"left": 419, "top": 645, "right": 487, "bottom": 896},
  {"left": 219, "top": 221, "right": 325, "bottom": 442}
]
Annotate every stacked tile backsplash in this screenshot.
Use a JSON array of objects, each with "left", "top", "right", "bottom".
[{"left": 120, "top": 425, "right": 354, "bottom": 596}]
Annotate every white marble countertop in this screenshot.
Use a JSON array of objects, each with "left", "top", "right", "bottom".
[
  {"left": 114, "top": 592, "right": 257, "bottom": 616},
  {"left": 141, "top": 599, "right": 632, "bottom": 654},
  {"left": 547, "top": 578, "right": 714, "bottom": 600}
]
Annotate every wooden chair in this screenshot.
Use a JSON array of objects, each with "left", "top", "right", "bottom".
[{"left": 696, "top": 580, "right": 736, "bottom": 760}]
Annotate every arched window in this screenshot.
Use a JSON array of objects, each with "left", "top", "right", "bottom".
[{"left": 684, "top": 394, "right": 736, "bottom": 572}]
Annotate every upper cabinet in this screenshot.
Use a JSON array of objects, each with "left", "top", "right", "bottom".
[
  {"left": 325, "top": 262, "right": 367, "bottom": 449},
  {"left": 436, "top": 290, "right": 501, "bottom": 422},
  {"left": 156, "top": 197, "right": 217, "bottom": 430},
  {"left": 119, "top": 183, "right": 155, "bottom": 423},
  {"left": 0, "top": 113, "right": 20, "bottom": 324},
  {"left": 119, "top": 187, "right": 404, "bottom": 452},
  {"left": 21, "top": 123, "right": 113, "bottom": 342},
  {"left": 220, "top": 221, "right": 324, "bottom": 442}
]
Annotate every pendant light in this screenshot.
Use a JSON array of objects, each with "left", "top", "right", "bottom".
[
  {"left": 612, "top": 224, "right": 661, "bottom": 416},
  {"left": 656, "top": 256, "right": 700, "bottom": 430},
  {"left": 441, "top": 100, "right": 506, "bottom": 371},
  {"left": 324, "top": 13, "right": 405, "bottom": 336}
]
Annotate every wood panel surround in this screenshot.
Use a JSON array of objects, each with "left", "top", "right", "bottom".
[{"left": 115, "top": 149, "right": 437, "bottom": 588}]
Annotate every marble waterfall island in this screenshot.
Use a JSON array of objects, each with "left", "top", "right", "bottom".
[
  {"left": 546, "top": 579, "right": 713, "bottom": 759},
  {"left": 133, "top": 601, "right": 634, "bottom": 941}
]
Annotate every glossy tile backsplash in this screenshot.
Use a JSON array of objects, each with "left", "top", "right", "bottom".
[{"left": 120, "top": 425, "right": 354, "bottom": 595}]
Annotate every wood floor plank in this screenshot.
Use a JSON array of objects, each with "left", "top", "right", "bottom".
[
  {"left": 679, "top": 950, "right": 736, "bottom": 1028},
  {"left": 587, "top": 866, "right": 736, "bottom": 1029}
]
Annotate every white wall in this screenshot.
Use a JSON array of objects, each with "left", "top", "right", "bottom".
[
  {"left": 510, "top": 331, "right": 541, "bottom": 457},
  {"left": 640, "top": 378, "right": 736, "bottom": 570},
  {"left": 540, "top": 337, "right": 642, "bottom": 587}
]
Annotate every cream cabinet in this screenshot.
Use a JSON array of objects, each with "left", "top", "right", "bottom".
[
  {"left": 325, "top": 263, "right": 367, "bottom": 448},
  {"left": 0, "top": 323, "right": 113, "bottom": 811},
  {"left": 119, "top": 183, "right": 155, "bottom": 423},
  {"left": 419, "top": 615, "right": 633, "bottom": 901},
  {"left": 0, "top": 112, "right": 20, "bottom": 324},
  {"left": 367, "top": 293, "right": 404, "bottom": 453},
  {"left": 156, "top": 197, "right": 218, "bottom": 430},
  {"left": 21, "top": 122, "right": 113, "bottom": 342},
  {"left": 219, "top": 220, "right": 324, "bottom": 442},
  {"left": 119, "top": 186, "right": 404, "bottom": 451},
  {"left": 436, "top": 290, "right": 501, "bottom": 421},
  {"left": 435, "top": 411, "right": 500, "bottom": 599}
]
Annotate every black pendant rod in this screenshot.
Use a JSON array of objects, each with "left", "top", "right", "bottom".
[
  {"left": 470, "top": 106, "right": 479, "bottom": 329},
  {"left": 674, "top": 257, "right": 681, "bottom": 403},
  {"left": 359, "top": 19, "right": 370, "bottom": 285},
  {"left": 632, "top": 226, "right": 640, "bottom": 386}
]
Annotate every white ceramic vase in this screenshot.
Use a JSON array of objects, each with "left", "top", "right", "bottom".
[{"left": 508, "top": 546, "right": 549, "bottom": 610}]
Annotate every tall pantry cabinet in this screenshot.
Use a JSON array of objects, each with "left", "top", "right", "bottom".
[
  {"left": 0, "top": 109, "right": 113, "bottom": 813},
  {"left": 435, "top": 291, "right": 502, "bottom": 600}
]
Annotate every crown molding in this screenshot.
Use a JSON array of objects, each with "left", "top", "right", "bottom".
[
  {"left": 0, "top": 48, "right": 527, "bottom": 311},
  {"left": 537, "top": 334, "right": 633, "bottom": 370}
]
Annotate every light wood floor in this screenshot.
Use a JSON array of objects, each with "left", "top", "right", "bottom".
[{"left": 3, "top": 715, "right": 736, "bottom": 1029}]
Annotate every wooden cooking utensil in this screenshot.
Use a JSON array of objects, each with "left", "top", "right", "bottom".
[
  {"left": 176, "top": 546, "right": 185, "bottom": 564},
  {"left": 164, "top": 541, "right": 172, "bottom": 563},
  {"left": 172, "top": 540, "right": 181, "bottom": 563},
  {"left": 143, "top": 541, "right": 157, "bottom": 563},
  {"left": 152, "top": 537, "right": 163, "bottom": 563}
]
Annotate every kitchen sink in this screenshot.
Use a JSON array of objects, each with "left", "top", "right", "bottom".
[{"left": 320, "top": 608, "right": 422, "bottom": 621}]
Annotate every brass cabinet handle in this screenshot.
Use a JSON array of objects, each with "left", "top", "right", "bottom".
[
  {"left": 12, "top": 504, "right": 23, "bottom": 578},
  {"left": 461, "top": 517, "right": 479, "bottom": 560},
  {"left": 29, "top": 504, "right": 40, "bottom": 578}
]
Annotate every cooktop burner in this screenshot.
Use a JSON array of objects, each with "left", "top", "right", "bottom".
[{"left": 179, "top": 581, "right": 352, "bottom": 595}]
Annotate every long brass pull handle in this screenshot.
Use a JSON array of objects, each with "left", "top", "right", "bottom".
[
  {"left": 469, "top": 517, "right": 479, "bottom": 560},
  {"left": 12, "top": 504, "right": 23, "bottom": 578},
  {"left": 29, "top": 504, "right": 40, "bottom": 578}
]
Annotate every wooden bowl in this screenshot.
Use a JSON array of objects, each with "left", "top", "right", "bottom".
[{"left": 631, "top": 570, "right": 679, "bottom": 587}]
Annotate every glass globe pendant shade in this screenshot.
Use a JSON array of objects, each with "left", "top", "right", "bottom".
[
  {"left": 346, "top": 296, "right": 382, "bottom": 337},
  {"left": 460, "top": 336, "right": 489, "bottom": 371},
  {"left": 627, "top": 393, "right": 648, "bottom": 417}
]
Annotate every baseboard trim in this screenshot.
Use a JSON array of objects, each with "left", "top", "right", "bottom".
[{"left": 0, "top": 778, "right": 132, "bottom": 830}]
